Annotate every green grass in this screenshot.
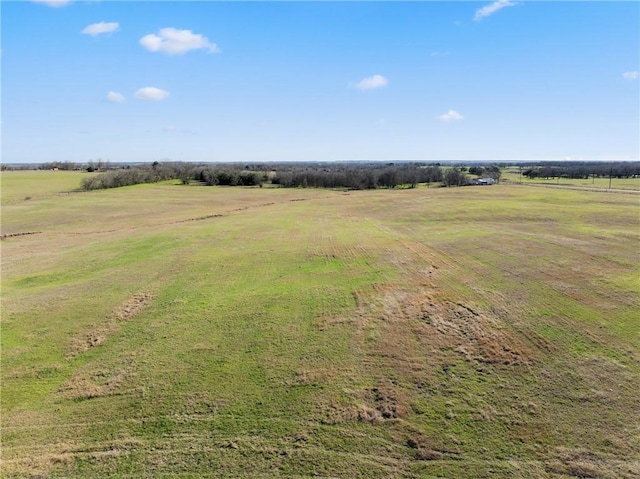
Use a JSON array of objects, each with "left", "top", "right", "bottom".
[
  {"left": 501, "top": 166, "right": 640, "bottom": 190},
  {"left": 0, "top": 170, "right": 95, "bottom": 204},
  {"left": 2, "top": 174, "right": 639, "bottom": 478}
]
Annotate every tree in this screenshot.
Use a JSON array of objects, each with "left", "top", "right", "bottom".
[
  {"left": 483, "top": 165, "right": 502, "bottom": 182},
  {"left": 443, "top": 167, "right": 467, "bottom": 187}
]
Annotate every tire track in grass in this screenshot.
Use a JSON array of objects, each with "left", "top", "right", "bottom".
[
  {"left": 1, "top": 194, "right": 340, "bottom": 241},
  {"left": 0, "top": 231, "right": 43, "bottom": 240},
  {"left": 2, "top": 413, "right": 409, "bottom": 478},
  {"left": 5, "top": 447, "right": 406, "bottom": 479}
]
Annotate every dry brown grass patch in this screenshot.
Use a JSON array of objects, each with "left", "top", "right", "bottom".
[
  {"left": 320, "top": 381, "right": 411, "bottom": 425},
  {"left": 406, "top": 435, "right": 443, "bottom": 461},
  {"left": 545, "top": 447, "right": 640, "bottom": 479},
  {"left": 322, "top": 402, "right": 384, "bottom": 425},
  {"left": 390, "top": 287, "right": 536, "bottom": 365},
  {"left": 372, "top": 383, "right": 410, "bottom": 419},
  {"left": 112, "top": 292, "right": 155, "bottom": 321},
  {"left": 355, "top": 280, "right": 536, "bottom": 367},
  {"left": 419, "top": 298, "right": 534, "bottom": 364},
  {"left": 66, "top": 292, "right": 155, "bottom": 358},
  {"left": 57, "top": 364, "right": 135, "bottom": 401},
  {"left": 67, "top": 328, "right": 110, "bottom": 357},
  {"left": 1, "top": 438, "right": 146, "bottom": 478}
]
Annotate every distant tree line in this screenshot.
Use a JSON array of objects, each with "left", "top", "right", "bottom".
[
  {"left": 271, "top": 164, "right": 443, "bottom": 189},
  {"left": 1, "top": 159, "right": 114, "bottom": 172},
  {"left": 190, "top": 166, "right": 266, "bottom": 186},
  {"left": 70, "top": 160, "right": 640, "bottom": 191},
  {"left": 522, "top": 162, "right": 640, "bottom": 180},
  {"left": 80, "top": 162, "right": 184, "bottom": 190},
  {"left": 80, "top": 162, "right": 446, "bottom": 191},
  {"left": 39, "top": 161, "right": 81, "bottom": 171}
]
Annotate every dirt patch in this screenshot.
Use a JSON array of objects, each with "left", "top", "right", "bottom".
[
  {"left": 67, "top": 292, "right": 155, "bottom": 358},
  {"left": 320, "top": 382, "right": 410, "bottom": 425},
  {"left": 112, "top": 292, "right": 155, "bottom": 321},
  {"left": 67, "top": 329, "right": 110, "bottom": 357},
  {"left": 58, "top": 365, "right": 134, "bottom": 401},
  {"left": 373, "top": 383, "right": 409, "bottom": 419},
  {"left": 322, "top": 400, "right": 383, "bottom": 425}
]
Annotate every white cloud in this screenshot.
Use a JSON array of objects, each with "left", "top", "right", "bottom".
[
  {"left": 430, "top": 51, "right": 450, "bottom": 57},
  {"left": 81, "top": 22, "right": 119, "bottom": 36},
  {"left": 140, "top": 28, "right": 219, "bottom": 55},
  {"left": 354, "top": 74, "right": 389, "bottom": 90},
  {"left": 106, "top": 91, "right": 125, "bottom": 103},
  {"left": 622, "top": 71, "right": 639, "bottom": 80},
  {"left": 31, "top": 0, "right": 71, "bottom": 7},
  {"left": 438, "top": 110, "right": 464, "bottom": 122},
  {"left": 134, "top": 87, "right": 170, "bottom": 101},
  {"left": 474, "top": 0, "right": 517, "bottom": 21}
]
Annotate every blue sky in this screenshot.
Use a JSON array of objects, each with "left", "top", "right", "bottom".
[{"left": 2, "top": 1, "right": 639, "bottom": 163}]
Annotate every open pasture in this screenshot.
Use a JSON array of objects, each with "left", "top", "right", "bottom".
[
  {"left": 0, "top": 170, "right": 96, "bottom": 204},
  {"left": 501, "top": 167, "right": 640, "bottom": 191},
  {"left": 1, "top": 172, "right": 639, "bottom": 478}
]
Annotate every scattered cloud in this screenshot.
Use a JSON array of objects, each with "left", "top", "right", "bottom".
[
  {"left": 474, "top": 0, "right": 517, "bottom": 21},
  {"left": 431, "top": 51, "right": 450, "bottom": 57},
  {"left": 353, "top": 74, "right": 389, "bottom": 90},
  {"left": 438, "top": 110, "right": 464, "bottom": 122},
  {"left": 106, "top": 91, "right": 125, "bottom": 103},
  {"left": 81, "top": 22, "right": 119, "bottom": 36},
  {"left": 31, "top": 0, "right": 71, "bottom": 7},
  {"left": 134, "top": 87, "right": 170, "bottom": 100},
  {"left": 140, "top": 28, "right": 219, "bottom": 55},
  {"left": 622, "top": 71, "right": 639, "bottom": 80}
]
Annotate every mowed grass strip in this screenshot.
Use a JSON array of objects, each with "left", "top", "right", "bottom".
[{"left": 1, "top": 175, "right": 639, "bottom": 478}]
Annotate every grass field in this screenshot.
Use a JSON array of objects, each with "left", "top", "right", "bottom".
[
  {"left": 1, "top": 171, "right": 639, "bottom": 478},
  {"left": 500, "top": 167, "right": 640, "bottom": 191},
  {"left": 0, "top": 170, "right": 96, "bottom": 204}
]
